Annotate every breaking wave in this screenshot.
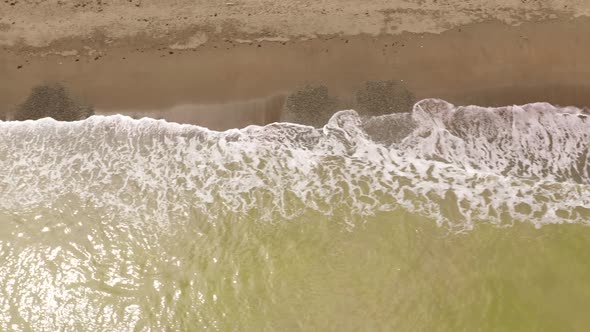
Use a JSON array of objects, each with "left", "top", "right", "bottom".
[{"left": 0, "top": 99, "right": 589, "bottom": 231}]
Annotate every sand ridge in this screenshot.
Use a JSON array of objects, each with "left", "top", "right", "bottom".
[{"left": 1, "top": 0, "right": 589, "bottom": 52}]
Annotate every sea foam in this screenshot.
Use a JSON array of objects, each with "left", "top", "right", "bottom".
[{"left": 0, "top": 99, "right": 588, "bottom": 231}]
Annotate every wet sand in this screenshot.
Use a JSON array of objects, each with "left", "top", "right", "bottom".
[{"left": 3, "top": 16, "right": 590, "bottom": 128}]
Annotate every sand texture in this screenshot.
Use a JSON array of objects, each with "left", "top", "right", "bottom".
[{"left": 2, "top": 0, "right": 589, "bottom": 50}]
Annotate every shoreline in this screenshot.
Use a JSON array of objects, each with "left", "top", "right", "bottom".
[{"left": 4, "top": 18, "right": 590, "bottom": 128}]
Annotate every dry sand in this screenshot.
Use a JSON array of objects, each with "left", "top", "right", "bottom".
[{"left": 2, "top": 0, "right": 590, "bottom": 128}]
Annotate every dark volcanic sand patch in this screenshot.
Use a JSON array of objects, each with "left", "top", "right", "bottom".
[{"left": 13, "top": 83, "right": 94, "bottom": 121}]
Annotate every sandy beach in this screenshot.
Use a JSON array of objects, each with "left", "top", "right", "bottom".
[{"left": 2, "top": 1, "right": 590, "bottom": 128}]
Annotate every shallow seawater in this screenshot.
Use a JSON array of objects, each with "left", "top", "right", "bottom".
[{"left": 0, "top": 99, "right": 589, "bottom": 331}]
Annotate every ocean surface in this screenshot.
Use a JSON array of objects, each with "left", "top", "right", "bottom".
[{"left": 0, "top": 98, "right": 589, "bottom": 331}]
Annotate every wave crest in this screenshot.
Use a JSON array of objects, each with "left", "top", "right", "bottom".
[{"left": 0, "top": 99, "right": 589, "bottom": 231}]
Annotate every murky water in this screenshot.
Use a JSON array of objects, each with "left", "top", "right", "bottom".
[{"left": 1, "top": 99, "right": 589, "bottom": 331}]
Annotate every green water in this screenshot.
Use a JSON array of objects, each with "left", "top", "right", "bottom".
[
  {"left": 2, "top": 207, "right": 590, "bottom": 331},
  {"left": 1, "top": 101, "right": 590, "bottom": 330}
]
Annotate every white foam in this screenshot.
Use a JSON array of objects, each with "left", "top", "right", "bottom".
[{"left": 0, "top": 99, "right": 588, "bottom": 231}]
